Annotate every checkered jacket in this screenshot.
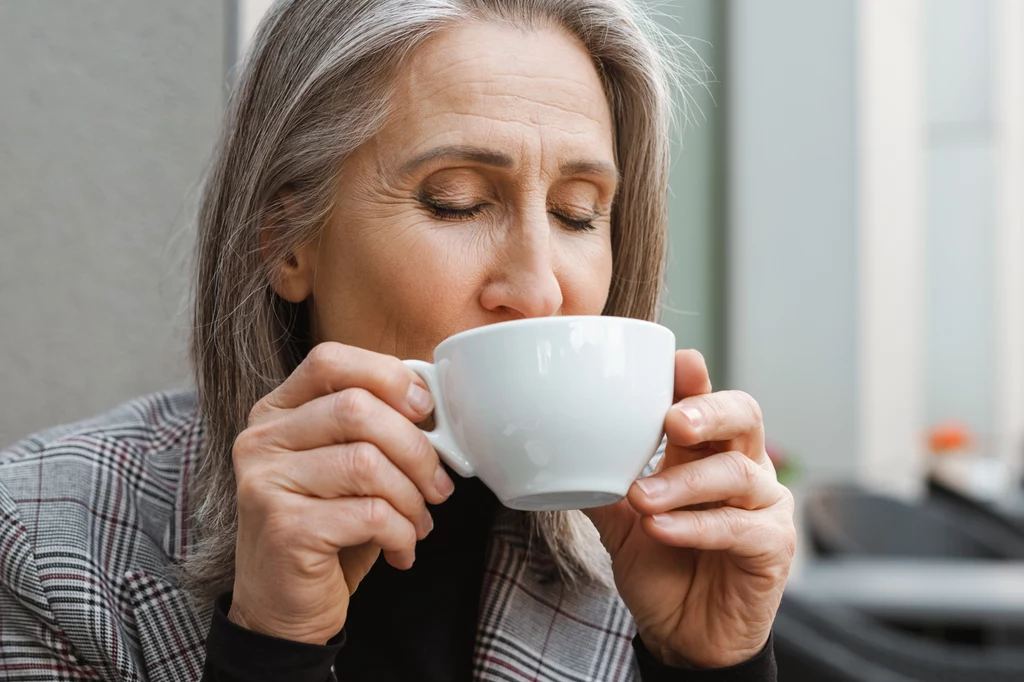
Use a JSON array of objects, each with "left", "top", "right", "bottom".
[{"left": 0, "top": 390, "right": 642, "bottom": 681}]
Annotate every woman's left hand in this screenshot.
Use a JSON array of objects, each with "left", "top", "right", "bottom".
[{"left": 585, "top": 349, "right": 796, "bottom": 669}]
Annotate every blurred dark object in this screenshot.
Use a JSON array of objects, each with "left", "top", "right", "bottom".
[
  {"left": 801, "top": 484, "right": 1024, "bottom": 650},
  {"left": 805, "top": 484, "right": 1024, "bottom": 560},
  {"left": 927, "top": 475, "right": 1024, "bottom": 539},
  {"left": 775, "top": 594, "right": 1024, "bottom": 682}
]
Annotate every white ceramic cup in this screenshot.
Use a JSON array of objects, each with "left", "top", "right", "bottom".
[{"left": 404, "top": 315, "right": 675, "bottom": 511}]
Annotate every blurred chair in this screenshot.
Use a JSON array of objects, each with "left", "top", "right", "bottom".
[
  {"left": 805, "top": 484, "right": 1024, "bottom": 560},
  {"left": 927, "top": 476, "right": 1024, "bottom": 539},
  {"left": 775, "top": 595, "right": 1024, "bottom": 682}
]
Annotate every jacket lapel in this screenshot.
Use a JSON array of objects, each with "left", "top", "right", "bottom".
[
  {"left": 473, "top": 513, "right": 639, "bottom": 682},
  {"left": 124, "top": 569, "right": 209, "bottom": 682},
  {"left": 124, "top": 406, "right": 207, "bottom": 681}
]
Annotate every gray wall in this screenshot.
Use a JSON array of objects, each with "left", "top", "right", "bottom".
[
  {"left": 924, "top": 0, "right": 995, "bottom": 446},
  {"left": 657, "top": 0, "right": 728, "bottom": 387},
  {"left": 0, "top": 2, "right": 224, "bottom": 446},
  {"left": 727, "top": 0, "right": 859, "bottom": 480}
]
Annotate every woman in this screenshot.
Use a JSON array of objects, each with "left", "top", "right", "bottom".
[{"left": 0, "top": 1, "right": 795, "bottom": 680}]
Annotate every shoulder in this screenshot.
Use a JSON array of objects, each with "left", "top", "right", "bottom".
[
  {"left": 2, "top": 389, "right": 199, "bottom": 471},
  {"left": 0, "top": 389, "right": 202, "bottom": 584},
  {"left": 0, "top": 390, "right": 204, "bottom": 682}
]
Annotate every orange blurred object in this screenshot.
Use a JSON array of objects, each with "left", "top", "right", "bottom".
[{"left": 927, "top": 420, "right": 974, "bottom": 453}]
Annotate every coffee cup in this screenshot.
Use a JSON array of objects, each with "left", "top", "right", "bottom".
[{"left": 404, "top": 315, "right": 675, "bottom": 511}]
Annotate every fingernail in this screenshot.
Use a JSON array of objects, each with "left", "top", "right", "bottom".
[
  {"left": 434, "top": 465, "right": 455, "bottom": 498},
  {"left": 407, "top": 383, "right": 434, "bottom": 415},
  {"left": 635, "top": 476, "right": 667, "bottom": 499},
  {"left": 652, "top": 513, "right": 673, "bottom": 527},
  {"left": 678, "top": 405, "right": 703, "bottom": 430},
  {"left": 419, "top": 510, "right": 434, "bottom": 537}
]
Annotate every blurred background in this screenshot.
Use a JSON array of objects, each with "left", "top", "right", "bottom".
[{"left": 2, "top": 1, "right": 1023, "bottom": 679}]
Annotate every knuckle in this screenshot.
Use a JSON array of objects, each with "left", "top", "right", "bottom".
[
  {"left": 678, "top": 465, "right": 707, "bottom": 494},
  {"left": 752, "top": 518, "right": 796, "bottom": 579},
  {"left": 702, "top": 394, "right": 729, "bottom": 428},
  {"left": 234, "top": 471, "right": 262, "bottom": 507},
  {"left": 724, "top": 451, "right": 758, "bottom": 490},
  {"left": 404, "top": 526, "right": 418, "bottom": 551},
  {"left": 722, "top": 507, "right": 748, "bottom": 537},
  {"left": 772, "top": 491, "right": 798, "bottom": 559},
  {"left": 409, "top": 429, "right": 438, "bottom": 468},
  {"left": 380, "top": 356, "right": 413, "bottom": 396},
  {"left": 689, "top": 511, "right": 712, "bottom": 538},
  {"left": 247, "top": 399, "right": 273, "bottom": 427},
  {"left": 778, "top": 484, "right": 796, "bottom": 511},
  {"left": 232, "top": 432, "right": 258, "bottom": 466},
  {"left": 410, "top": 491, "right": 428, "bottom": 519},
  {"left": 736, "top": 391, "right": 764, "bottom": 427},
  {"left": 334, "top": 387, "right": 374, "bottom": 423},
  {"left": 232, "top": 422, "right": 283, "bottom": 466},
  {"left": 236, "top": 467, "right": 285, "bottom": 517},
  {"left": 306, "top": 341, "right": 345, "bottom": 372},
  {"left": 781, "top": 523, "right": 798, "bottom": 561},
  {"left": 363, "top": 497, "right": 393, "bottom": 529},
  {"left": 397, "top": 515, "right": 418, "bottom": 547},
  {"left": 263, "top": 498, "right": 307, "bottom": 542},
  {"left": 743, "top": 519, "right": 775, "bottom": 559},
  {"left": 346, "top": 441, "right": 381, "bottom": 482}
]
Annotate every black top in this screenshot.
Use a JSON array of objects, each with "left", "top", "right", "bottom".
[{"left": 200, "top": 474, "right": 777, "bottom": 681}]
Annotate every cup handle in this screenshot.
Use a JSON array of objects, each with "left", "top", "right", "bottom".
[{"left": 403, "top": 359, "right": 475, "bottom": 478}]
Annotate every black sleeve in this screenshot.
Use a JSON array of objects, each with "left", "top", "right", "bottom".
[
  {"left": 201, "top": 592, "right": 345, "bottom": 682},
  {"left": 633, "top": 632, "right": 776, "bottom": 682}
]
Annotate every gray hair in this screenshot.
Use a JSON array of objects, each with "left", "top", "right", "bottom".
[{"left": 185, "top": 0, "right": 693, "bottom": 599}]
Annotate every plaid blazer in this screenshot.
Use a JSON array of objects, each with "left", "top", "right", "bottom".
[{"left": 0, "top": 390, "right": 643, "bottom": 681}]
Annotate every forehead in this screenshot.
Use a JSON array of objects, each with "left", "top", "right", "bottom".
[{"left": 379, "top": 21, "right": 615, "bottom": 164}]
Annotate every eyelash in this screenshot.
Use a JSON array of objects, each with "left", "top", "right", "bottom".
[{"left": 422, "top": 200, "right": 597, "bottom": 233}]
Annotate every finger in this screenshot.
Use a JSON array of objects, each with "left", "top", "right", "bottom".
[
  {"left": 268, "top": 441, "right": 434, "bottom": 539},
  {"left": 665, "top": 390, "right": 766, "bottom": 457},
  {"left": 314, "top": 496, "right": 419, "bottom": 570},
  {"left": 337, "top": 543, "right": 382, "bottom": 594},
  {"left": 639, "top": 506, "right": 780, "bottom": 558},
  {"left": 250, "top": 342, "right": 433, "bottom": 424},
  {"left": 629, "top": 450, "right": 779, "bottom": 515},
  {"left": 242, "top": 388, "right": 454, "bottom": 504},
  {"left": 674, "top": 349, "right": 713, "bottom": 402}
]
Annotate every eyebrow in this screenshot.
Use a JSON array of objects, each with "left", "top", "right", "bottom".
[
  {"left": 560, "top": 159, "right": 620, "bottom": 184},
  {"left": 402, "top": 145, "right": 514, "bottom": 174},
  {"left": 401, "top": 144, "right": 619, "bottom": 183}
]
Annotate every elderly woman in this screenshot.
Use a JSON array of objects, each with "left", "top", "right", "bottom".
[{"left": 0, "top": 1, "right": 795, "bottom": 680}]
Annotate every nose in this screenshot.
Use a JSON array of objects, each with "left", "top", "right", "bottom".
[{"left": 479, "top": 209, "right": 564, "bottom": 319}]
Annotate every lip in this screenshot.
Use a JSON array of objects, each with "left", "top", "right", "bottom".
[{"left": 433, "top": 315, "right": 672, "bottom": 355}]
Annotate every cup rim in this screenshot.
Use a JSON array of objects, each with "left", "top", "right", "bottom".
[{"left": 434, "top": 314, "right": 674, "bottom": 355}]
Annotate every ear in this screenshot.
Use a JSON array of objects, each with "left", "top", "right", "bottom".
[{"left": 260, "top": 190, "right": 317, "bottom": 303}]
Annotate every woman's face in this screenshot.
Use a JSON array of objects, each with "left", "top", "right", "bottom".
[{"left": 282, "top": 21, "right": 617, "bottom": 360}]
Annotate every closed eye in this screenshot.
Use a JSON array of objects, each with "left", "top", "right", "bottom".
[
  {"left": 419, "top": 195, "right": 597, "bottom": 232},
  {"left": 550, "top": 212, "right": 597, "bottom": 233},
  {"left": 421, "top": 199, "right": 486, "bottom": 221}
]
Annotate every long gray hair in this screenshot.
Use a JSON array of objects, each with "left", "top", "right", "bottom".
[{"left": 185, "top": 0, "right": 690, "bottom": 599}]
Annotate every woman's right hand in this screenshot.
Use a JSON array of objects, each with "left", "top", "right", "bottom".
[{"left": 226, "top": 342, "right": 454, "bottom": 644}]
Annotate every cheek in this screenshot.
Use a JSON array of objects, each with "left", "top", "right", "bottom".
[
  {"left": 555, "top": 232, "right": 613, "bottom": 314},
  {"left": 397, "top": 225, "right": 490, "bottom": 307},
  {"left": 320, "top": 207, "right": 491, "bottom": 340}
]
